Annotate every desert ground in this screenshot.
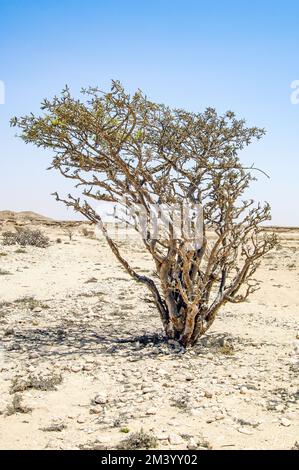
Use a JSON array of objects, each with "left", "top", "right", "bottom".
[{"left": 0, "top": 211, "right": 298, "bottom": 450}]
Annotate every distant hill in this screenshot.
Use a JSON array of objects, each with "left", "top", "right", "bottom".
[
  {"left": 0, "top": 210, "right": 90, "bottom": 227},
  {"left": 0, "top": 210, "right": 54, "bottom": 222}
]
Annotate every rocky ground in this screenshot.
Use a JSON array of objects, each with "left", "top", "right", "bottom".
[{"left": 0, "top": 219, "right": 298, "bottom": 450}]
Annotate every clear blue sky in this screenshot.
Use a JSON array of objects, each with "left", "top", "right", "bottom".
[{"left": 0, "top": 0, "right": 298, "bottom": 224}]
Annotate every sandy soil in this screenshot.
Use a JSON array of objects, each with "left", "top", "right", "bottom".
[{"left": 0, "top": 218, "right": 298, "bottom": 450}]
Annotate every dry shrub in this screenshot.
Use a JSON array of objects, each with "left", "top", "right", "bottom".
[
  {"left": 82, "top": 227, "right": 94, "bottom": 238},
  {"left": 117, "top": 429, "right": 157, "bottom": 450},
  {"left": 6, "top": 393, "right": 32, "bottom": 415},
  {"left": 2, "top": 228, "right": 49, "bottom": 248},
  {"left": 217, "top": 343, "right": 235, "bottom": 355},
  {"left": 0, "top": 269, "right": 11, "bottom": 275},
  {"left": 63, "top": 227, "right": 74, "bottom": 241},
  {"left": 41, "top": 422, "right": 66, "bottom": 432},
  {"left": 14, "top": 296, "right": 49, "bottom": 310},
  {"left": 11, "top": 373, "right": 62, "bottom": 393}
]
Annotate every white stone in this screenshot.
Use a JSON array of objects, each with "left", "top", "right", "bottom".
[
  {"left": 190, "top": 408, "right": 201, "bottom": 417},
  {"left": 280, "top": 418, "right": 291, "bottom": 427},
  {"left": 238, "top": 427, "right": 253, "bottom": 435},
  {"left": 145, "top": 407, "right": 157, "bottom": 415},
  {"left": 187, "top": 439, "right": 198, "bottom": 450},
  {"left": 32, "top": 307, "right": 42, "bottom": 313},
  {"left": 94, "top": 393, "right": 108, "bottom": 404},
  {"left": 168, "top": 433, "right": 184, "bottom": 445},
  {"left": 156, "top": 432, "right": 168, "bottom": 440}
]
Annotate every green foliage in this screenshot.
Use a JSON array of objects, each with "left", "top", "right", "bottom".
[
  {"left": 120, "top": 427, "right": 130, "bottom": 433},
  {"left": 134, "top": 129, "right": 143, "bottom": 141}
]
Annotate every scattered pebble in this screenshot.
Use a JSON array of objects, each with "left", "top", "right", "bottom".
[
  {"left": 280, "top": 418, "right": 291, "bottom": 427},
  {"left": 94, "top": 393, "right": 108, "bottom": 405}
]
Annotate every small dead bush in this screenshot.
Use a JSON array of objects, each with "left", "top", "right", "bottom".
[
  {"left": 217, "top": 343, "right": 235, "bottom": 355},
  {"left": 79, "top": 441, "right": 107, "bottom": 450},
  {"left": 14, "top": 296, "right": 49, "bottom": 310},
  {"left": 41, "top": 422, "right": 66, "bottom": 432},
  {"left": 117, "top": 429, "right": 157, "bottom": 450},
  {"left": 13, "top": 82, "right": 278, "bottom": 347},
  {"left": 6, "top": 393, "right": 32, "bottom": 415},
  {"left": 82, "top": 227, "right": 94, "bottom": 238},
  {"left": 63, "top": 227, "right": 74, "bottom": 241},
  {"left": 11, "top": 373, "right": 62, "bottom": 393},
  {"left": 0, "top": 301, "right": 12, "bottom": 308},
  {"left": 197, "top": 437, "right": 213, "bottom": 449},
  {"left": 2, "top": 228, "right": 49, "bottom": 248},
  {"left": 171, "top": 395, "right": 190, "bottom": 410},
  {"left": 0, "top": 269, "right": 11, "bottom": 275}
]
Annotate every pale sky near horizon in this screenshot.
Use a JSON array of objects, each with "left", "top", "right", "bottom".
[{"left": 0, "top": 0, "right": 298, "bottom": 225}]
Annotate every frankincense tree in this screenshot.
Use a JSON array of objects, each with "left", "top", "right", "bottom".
[{"left": 12, "top": 81, "right": 277, "bottom": 347}]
